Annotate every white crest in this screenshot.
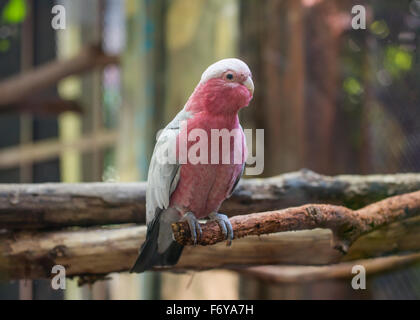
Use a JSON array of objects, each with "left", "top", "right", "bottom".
[{"left": 199, "top": 58, "right": 251, "bottom": 84}]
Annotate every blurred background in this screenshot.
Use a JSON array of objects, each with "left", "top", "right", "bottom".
[{"left": 0, "top": 0, "right": 419, "bottom": 299}]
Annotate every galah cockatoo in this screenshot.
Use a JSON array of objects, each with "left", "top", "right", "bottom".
[{"left": 131, "top": 58, "right": 254, "bottom": 273}]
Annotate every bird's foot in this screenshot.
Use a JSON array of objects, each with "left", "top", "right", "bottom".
[
  {"left": 209, "top": 212, "right": 234, "bottom": 246},
  {"left": 181, "top": 212, "right": 202, "bottom": 245}
]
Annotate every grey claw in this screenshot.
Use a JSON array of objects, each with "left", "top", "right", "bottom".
[
  {"left": 197, "top": 223, "right": 203, "bottom": 240},
  {"left": 210, "top": 212, "right": 234, "bottom": 246},
  {"left": 218, "top": 219, "right": 228, "bottom": 238},
  {"left": 182, "top": 212, "right": 201, "bottom": 245}
]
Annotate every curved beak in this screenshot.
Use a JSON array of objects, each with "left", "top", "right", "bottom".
[{"left": 243, "top": 76, "right": 254, "bottom": 96}]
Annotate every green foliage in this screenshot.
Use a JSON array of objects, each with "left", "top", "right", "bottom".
[
  {"left": 384, "top": 46, "right": 413, "bottom": 77},
  {"left": 369, "top": 20, "right": 390, "bottom": 39},
  {"left": 0, "top": 39, "right": 10, "bottom": 52},
  {"left": 343, "top": 77, "right": 363, "bottom": 96},
  {"left": 1, "top": 0, "right": 27, "bottom": 24}
]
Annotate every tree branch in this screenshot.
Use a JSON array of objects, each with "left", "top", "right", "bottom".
[
  {"left": 1, "top": 97, "right": 82, "bottom": 115},
  {"left": 1, "top": 191, "right": 420, "bottom": 280},
  {"left": 236, "top": 253, "right": 420, "bottom": 284},
  {"left": 1, "top": 169, "right": 420, "bottom": 229},
  {"left": 0, "top": 44, "right": 119, "bottom": 107},
  {"left": 172, "top": 190, "right": 420, "bottom": 254},
  {"left": 0, "top": 130, "right": 118, "bottom": 170},
  {"left": 1, "top": 170, "right": 420, "bottom": 281},
  {"left": 2, "top": 213, "right": 420, "bottom": 280}
]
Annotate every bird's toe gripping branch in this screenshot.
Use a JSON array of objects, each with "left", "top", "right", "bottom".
[
  {"left": 180, "top": 212, "right": 202, "bottom": 245},
  {"left": 209, "top": 212, "right": 234, "bottom": 246}
]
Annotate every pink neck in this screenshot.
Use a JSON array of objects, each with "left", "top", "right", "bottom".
[{"left": 185, "top": 79, "right": 251, "bottom": 117}]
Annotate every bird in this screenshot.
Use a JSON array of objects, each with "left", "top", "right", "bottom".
[{"left": 130, "top": 58, "right": 254, "bottom": 273}]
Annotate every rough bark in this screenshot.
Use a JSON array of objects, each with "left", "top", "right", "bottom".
[
  {"left": 1, "top": 214, "right": 420, "bottom": 280},
  {"left": 0, "top": 182, "right": 144, "bottom": 229},
  {"left": 1, "top": 192, "right": 420, "bottom": 280},
  {"left": 1, "top": 169, "right": 420, "bottom": 229},
  {"left": 172, "top": 190, "right": 420, "bottom": 252}
]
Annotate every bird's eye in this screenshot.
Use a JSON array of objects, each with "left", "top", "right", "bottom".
[{"left": 226, "top": 73, "right": 234, "bottom": 80}]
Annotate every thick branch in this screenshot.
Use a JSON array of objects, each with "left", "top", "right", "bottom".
[
  {"left": 237, "top": 253, "right": 420, "bottom": 284},
  {"left": 1, "top": 97, "right": 82, "bottom": 115},
  {"left": 0, "top": 181, "right": 142, "bottom": 229},
  {"left": 0, "top": 45, "right": 119, "bottom": 107},
  {"left": 2, "top": 213, "right": 420, "bottom": 280},
  {"left": 0, "top": 130, "right": 118, "bottom": 170},
  {"left": 172, "top": 190, "right": 420, "bottom": 253},
  {"left": 1, "top": 170, "right": 420, "bottom": 229}
]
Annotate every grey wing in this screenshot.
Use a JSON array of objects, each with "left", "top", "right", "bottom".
[
  {"left": 228, "top": 124, "right": 247, "bottom": 198},
  {"left": 145, "top": 109, "right": 192, "bottom": 224}
]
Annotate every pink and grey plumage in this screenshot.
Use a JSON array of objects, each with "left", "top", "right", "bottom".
[{"left": 131, "top": 58, "right": 254, "bottom": 273}]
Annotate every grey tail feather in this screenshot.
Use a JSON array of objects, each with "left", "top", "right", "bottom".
[{"left": 130, "top": 211, "right": 183, "bottom": 273}]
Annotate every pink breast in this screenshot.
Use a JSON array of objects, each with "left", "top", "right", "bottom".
[
  {"left": 169, "top": 114, "right": 246, "bottom": 218},
  {"left": 170, "top": 163, "right": 242, "bottom": 218}
]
